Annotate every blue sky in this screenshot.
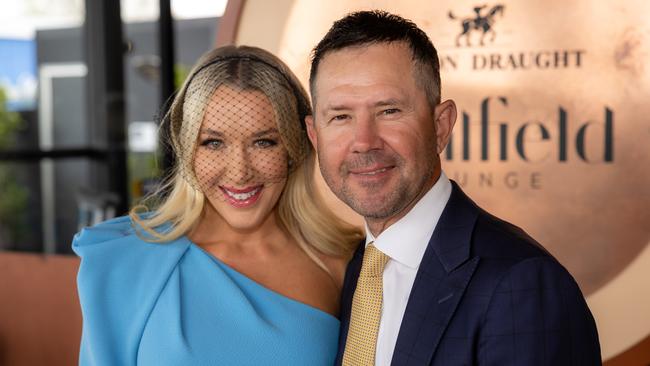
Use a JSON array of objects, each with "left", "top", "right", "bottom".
[{"left": 0, "top": 38, "right": 36, "bottom": 110}]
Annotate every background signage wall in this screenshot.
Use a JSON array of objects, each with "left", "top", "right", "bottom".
[{"left": 234, "top": 0, "right": 650, "bottom": 362}]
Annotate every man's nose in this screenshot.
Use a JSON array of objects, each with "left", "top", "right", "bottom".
[{"left": 350, "top": 114, "right": 382, "bottom": 153}]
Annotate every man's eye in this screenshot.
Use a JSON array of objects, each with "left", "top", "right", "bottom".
[
  {"left": 382, "top": 108, "right": 400, "bottom": 115},
  {"left": 200, "top": 139, "right": 223, "bottom": 150},
  {"left": 254, "top": 139, "right": 278, "bottom": 148}
]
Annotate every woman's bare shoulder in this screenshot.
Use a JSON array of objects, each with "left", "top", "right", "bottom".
[{"left": 319, "top": 253, "right": 351, "bottom": 290}]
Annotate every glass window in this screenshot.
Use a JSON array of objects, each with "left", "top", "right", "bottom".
[{"left": 0, "top": 0, "right": 222, "bottom": 254}]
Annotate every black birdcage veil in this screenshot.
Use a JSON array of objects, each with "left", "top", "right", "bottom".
[{"left": 166, "top": 55, "right": 309, "bottom": 204}]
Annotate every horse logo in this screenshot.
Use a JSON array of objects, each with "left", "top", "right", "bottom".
[{"left": 448, "top": 4, "right": 506, "bottom": 47}]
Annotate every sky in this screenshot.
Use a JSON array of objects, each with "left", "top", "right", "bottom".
[{"left": 0, "top": 0, "right": 226, "bottom": 39}]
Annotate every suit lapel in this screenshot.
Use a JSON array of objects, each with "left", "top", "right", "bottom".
[
  {"left": 391, "top": 182, "right": 480, "bottom": 366},
  {"left": 335, "top": 240, "right": 365, "bottom": 366}
]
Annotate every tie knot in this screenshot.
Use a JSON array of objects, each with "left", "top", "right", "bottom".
[{"left": 360, "top": 244, "right": 389, "bottom": 278}]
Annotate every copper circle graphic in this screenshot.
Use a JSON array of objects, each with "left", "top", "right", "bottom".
[
  {"left": 277, "top": 0, "right": 650, "bottom": 295},
  {"left": 240, "top": 0, "right": 650, "bottom": 361}
]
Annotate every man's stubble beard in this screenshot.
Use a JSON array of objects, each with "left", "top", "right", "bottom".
[{"left": 317, "top": 149, "right": 436, "bottom": 221}]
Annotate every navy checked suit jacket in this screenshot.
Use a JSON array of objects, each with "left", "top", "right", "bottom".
[{"left": 335, "top": 182, "right": 601, "bottom": 365}]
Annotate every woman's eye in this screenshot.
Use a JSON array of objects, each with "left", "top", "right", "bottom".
[
  {"left": 200, "top": 139, "right": 223, "bottom": 150},
  {"left": 331, "top": 114, "right": 350, "bottom": 122},
  {"left": 254, "top": 139, "right": 278, "bottom": 148}
]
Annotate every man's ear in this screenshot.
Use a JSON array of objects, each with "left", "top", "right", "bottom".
[
  {"left": 305, "top": 115, "right": 318, "bottom": 149},
  {"left": 433, "top": 100, "right": 457, "bottom": 155}
]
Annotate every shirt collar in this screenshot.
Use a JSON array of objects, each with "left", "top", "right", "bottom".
[{"left": 365, "top": 171, "right": 452, "bottom": 269}]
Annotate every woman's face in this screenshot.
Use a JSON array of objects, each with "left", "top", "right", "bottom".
[{"left": 193, "top": 85, "right": 288, "bottom": 231}]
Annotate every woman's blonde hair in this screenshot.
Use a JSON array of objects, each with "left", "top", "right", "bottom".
[{"left": 130, "top": 45, "right": 363, "bottom": 268}]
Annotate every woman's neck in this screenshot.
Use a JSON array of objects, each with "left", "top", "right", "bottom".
[{"left": 188, "top": 208, "right": 291, "bottom": 259}]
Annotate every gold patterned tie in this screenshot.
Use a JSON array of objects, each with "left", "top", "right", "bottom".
[{"left": 342, "top": 243, "right": 390, "bottom": 366}]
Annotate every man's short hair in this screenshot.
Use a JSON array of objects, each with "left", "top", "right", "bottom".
[{"left": 309, "top": 10, "right": 441, "bottom": 109}]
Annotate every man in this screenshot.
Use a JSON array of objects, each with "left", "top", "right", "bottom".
[{"left": 305, "top": 10, "right": 600, "bottom": 366}]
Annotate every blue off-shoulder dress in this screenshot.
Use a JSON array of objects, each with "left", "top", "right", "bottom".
[{"left": 72, "top": 216, "right": 340, "bottom": 366}]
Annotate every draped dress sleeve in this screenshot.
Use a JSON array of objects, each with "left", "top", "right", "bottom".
[{"left": 72, "top": 216, "right": 190, "bottom": 366}]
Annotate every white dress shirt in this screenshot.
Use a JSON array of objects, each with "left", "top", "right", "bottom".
[{"left": 364, "top": 172, "right": 452, "bottom": 366}]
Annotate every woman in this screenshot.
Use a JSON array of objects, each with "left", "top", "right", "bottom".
[{"left": 73, "top": 45, "right": 363, "bottom": 365}]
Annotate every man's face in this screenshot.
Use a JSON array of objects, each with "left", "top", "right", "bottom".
[{"left": 307, "top": 42, "right": 455, "bottom": 222}]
